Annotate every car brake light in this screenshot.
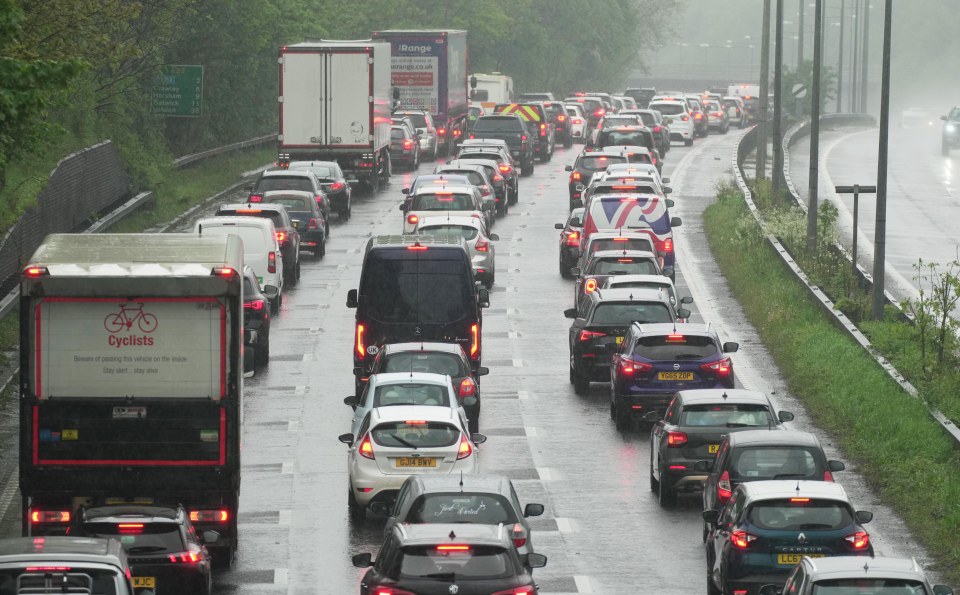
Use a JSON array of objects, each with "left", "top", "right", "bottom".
[
  {"left": 469, "top": 134, "right": 475, "bottom": 139},
  {"left": 249, "top": 194, "right": 263, "bottom": 202},
  {"left": 492, "top": 174, "right": 503, "bottom": 182},
  {"left": 438, "top": 127, "right": 447, "bottom": 136},
  {"left": 268, "top": 251, "right": 277, "bottom": 274},
  {"left": 578, "top": 330, "right": 605, "bottom": 341},
  {"left": 459, "top": 377, "right": 477, "bottom": 398},
  {"left": 25, "top": 567, "right": 73, "bottom": 572},
  {"left": 662, "top": 238, "right": 674, "bottom": 253},
  {"left": 653, "top": 126, "right": 661, "bottom": 132},
  {"left": 307, "top": 218, "right": 319, "bottom": 229},
  {"left": 470, "top": 323, "right": 479, "bottom": 359},
  {"left": 539, "top": 123, "right": 547, "bottom": 136},
  {"left": 717, "top": 470, "right": 732, "bottom": 503},
  {"left": 168, "top": 551, "right": 202, "bottom": 564},
  {"left": 492, "top": 588, "right": 536, "bottom": 595},
  {"left": 521, "top": 134, "right": 527, "bottom": 141},
  {"left": 24, "top": 266, "right": 48, "bottom": 277},
  {"left": 355, "top": 324, "right": 365, "bottom": 358},
  {"left": 667, "top": 431, "right": 688, "bottom": 447},
  {"left": 407, "top": 214, "right": 419, "bottom": 225},
  {"left": 475, "top": 239, "right": 489, "bottom": 252},
  {"left": 824, "top": 470, "right": 834, "bottom": 481},
  {"left": 701, "top": 357, "right": 732, "bottom": 380},
  {"left": 845, "top": 531, "right": 870, "bottom": 550},
  {"left": 117, "top": 523, "right": 144, "bottom": 534},
  {"left": 498, "top": 164, "right": 512, "bottom": 173},
  {"left": 276, "top": 231, "right": 286, "bottom": 243},
  {"left": 565, "top": 230, "right": 580, "bottom": 246},
  {"left": 594, "top": 109, "right": 606, "bottom": 117},
  {"left": 584, "top": 278, "right": 598, "bottom": 293},
  {"left": 403, "top": 140, "right": 414, "bottom": 150},
  {"left": 359, "top": 433, "right": 375, "bottom": 459},
  {"left": 681, "top": 115, "right": 689, "bottom": 122},
  {"left": 571, "top": 171, "right": 582, "bottom": 182},
  {"left": 510, "top": 523, "right": 527, "bottom": 548},
  {"left": 30, "top": 511, "right": 71, "bottom": 524},
  {"left": 730, "top": 530, "right": 757, "bottom": 549},
  {"left": 457, "top": 435, "right": 473, "bottom": 460},
  {"left": 244, "top": 299, "right": 265, "bottom": 312},
  {"left": 558, "top": 115, "right": 566, "bottom": 122},
  {"left": 373, "top": 589, "right": 416, "bottom": 595},
  {"left": 189, "top": 509, "right": 229, "bottom": 523},
  {"left": 329, "top": 181, "right": 344, "bottom": 191},
  {"left": 437, "top": 544, "right": 471, "bottom": 552}
]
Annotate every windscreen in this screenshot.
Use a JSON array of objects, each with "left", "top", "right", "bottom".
[
  {"left": 704, "top": 101, "right": 721, "bottom": 112},
  {"left": 407, "top": 493, "right": 517, "bottom": 524},
  {"left": 374, "top": 383, "right": 450, "bottom": 407},
  {"left": 590, "top": 238, "right": 655, "bottom": 253},
  {"left": 411, "top": 193, "right": 476, "bottom": 211},
  {"left": 396, "top": 546, "right": 514, "bottom": 580},
  {"left": 746, "top": 499, "right": 854, "bottom": 531},
  {"left": 732, "top": 447, "right": 820, "bottom": 480},
  {"left": 265, "top": 196, "right": 311, "bottom": 212},
  {"left": 591, "top": 302, "right": 673, "bottom": 325},
  {"left": 599, "top": 130, "right": 652, "bottom": 149},
  {"left": 602, "top": 117, "right": 641, "bottom": 127},
  {"left": 579, "top": 155, "right": 627, "bottom": 171},
  {"left": 371, "top": 421, "right": 459, "bottom": 448},
  {"left": 256, "top": 176, "right": 313, "bottom": 193},
  {"left": 591, "top": 257, "right": 658, "bottom": 276},
  {"left": 82, "top": 523, "right": 184, "bottom": 554},
  {"left": 632, "top": 335, "right": 718, "bottom": 359},
  {"left": 722, "top": 99, "right": 741, "bottom": 110},
  {"left": 679, "top": 404, "right": 772, "bottom": 427},
  {"left": 634, "top": 89, "right": 657, "bottom": 102},
  {"left": 382, "top": 352, "right": 464, "bottom": 377},
  {"left": 473, "top": 117, "right": 523, "bottom": 132},
  {"left": 359, "top": 252, "right": 470, "bottom": 324},
  {"left": 811, "top": 580, "right": 927, "bottom": 595},
  {"left": 418, "top": 225, "right": 480, "bottom": 241},
  {"left": 651, "top": 103, "right": 685, "bottom": 116},
  {"left": 391, "top": 128, "right": 407, "bottom": 140},
  {"left": 398, "top": 113, "right": 428, "bottom": 128}
]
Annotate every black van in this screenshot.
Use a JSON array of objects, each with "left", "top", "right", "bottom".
[{"left": 347, "top": 235, "right": 489, "bottom": 393}]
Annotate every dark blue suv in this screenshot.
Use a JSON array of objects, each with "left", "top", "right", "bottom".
[{"left": 610, "top": 322, "right": 739, "bottom": 427}]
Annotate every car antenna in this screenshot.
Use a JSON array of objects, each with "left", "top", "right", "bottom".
[
  {"left": 722, "top": 391, "right": 728, "bottom": 400},
  {"left": 449, "top": 530, "right": 456, "bottom": 540},
  {"left": 795, "top": 480, "right": 801, "bottom": 494}
]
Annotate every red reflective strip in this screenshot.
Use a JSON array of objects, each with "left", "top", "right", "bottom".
[
  {"left": 35, "top": 303, "right": 42, "bottom": 400},
  {"left": 219, "top": 408, "right": 227, "bottom": 466},
  {"left": 32, "top": 406, "right": 39, "bottom": 465}
]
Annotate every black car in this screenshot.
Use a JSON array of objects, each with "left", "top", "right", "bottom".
[
  {"left": 492, "top": 102, "right": 556, "bottom": 163},
  {"left": 361, "top": 341, "right": 489, "bottom": 432},
  {"left": 631, "top": 109, "right": 671, "bottom": 156},
  {"left": 699, "top": 430, "right": 847, "bottom": 542},
  {"left": 942, "top": 105, "right": 960, "bottom": 155},
  {"left": 286, "top": 160, "right": 352, "bottom": 221},
  {"left": 564, "top": 150, "right": 629, "bottom": 207},
  {"left": 543, "top": 100, "right": 573, "bottom": 148},
  {"left": 242, "top": 265, "right": 271, "bottom": 367},
  {"left": 470, "top": 115, "right": 536, "bottom": 176},
  {"left": 249, "top": 168, "right": 333, "bottom": 234},
  {"left": 78, "top": 505, "right": 214, "bottom": 595},
  {"left": 448, "top": 158, "right": 510, "bottom": 216},
  {"left": 389, "top": 124, "right": 421, "bottom": 171},
  {"left": 686, "top": 95, "right": 709, "bottom": 137},
  {"left": 215, "top": 202, "right": 301, "bottom": 284},
  {"left": 457, "top": 146, "right": 521, "bottom": 204},
  {"left": 261, "top": 190, "right": 326, "bottom": 259},
  {"left": 649, "top": 389, "right": 794, "bottom": 507},
  {"left": 555, "top": 207, "right": 585, "bottom": 278},
  {"left": 624, "top": 87, "right": 657, "bottom": 109},
  {"left": 353, "top": 523, "right": 547, "bottom": 595}
]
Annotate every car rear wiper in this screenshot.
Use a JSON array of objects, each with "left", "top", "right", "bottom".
[
  {"left": 798, "top": 523, "right": 833, "bottom": 530},
  {"left": 126, "top": 546, "right": 169, "bottom": 554},
  {"left": 773, "top": 473, "right": 808, "bottom": 479},
  {"left": 422, "top": 572, "right": 457, "bottom": 581},
  {"left": 725, "top": 422, "right": 752, "bottom": 428},
  {"left": 383, "top": 433, "right": 418, "bottom": 449},
  {"left": 673, "top": 354, "right": 705, "bottom": 359}
]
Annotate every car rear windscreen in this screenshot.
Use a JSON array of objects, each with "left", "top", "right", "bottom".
[
  {"left": 679, "top": 404, "right": 772, "bottom": 427},
  {"left": 591, "top": 238, "right": 655, "bottom": 253},
  {"left": 265, "top": 196, "right": 311, "bottom": 211},
  {"left": 395, "top": 546, "right": 514, "bottom": 580},
  {"left": 569, "top": 98, "right": 603, "bottom": 113},
  {"left": 635, "top": 112, "right": 656, "bottom": 126},
  {"left": 598, "top": 131, "right": 652, "bottom": 148},
  {"left": 391, "top": 128, "right": 407, "bottom": 140},
  {"left": 591, "top": 302, "right": 673, "bottom": 325},
  {"left": 632, "top": 335, "right": 718, "bottom": 359},
  {"left": 602, "top": 117, "right": 642, "bottom": 127},
  {"left": 473, "top": 117, "right": 524, "bottom": 132},
  {"left": 398, "top": 113, "right": 428, "bottom": 128},
  {"left": 579, "top": 155, "right": 627, "bottom": 171},
  {"left": 591, "top": 257, "right": 658, "bottom": 276},
  {"left": 418, "top": 225, "right": 480, "bottom": 241},
  {"left": 746, "top": 499, "right": 854, "bottom": 531},
  {"left": 374, "top": 383, "right": 450, "bottom": 408},
  {"left": 438, "top": 170, "right": 485, "bottom": 186},
  {"left": 411, "top": 193, "right": 476, "bottom": 211},
  {"left": 732, "top": 447, "right": 821, "bottom": 480},
  {"left": 407, "top": 493, "right": 517, "bottom": 524},
  {"left": 0, "top": 568, "right": 125, "bottom": 594},
  {"left": 382, "top": 352, "right": 465, "bottom": 377},
  {"left": 651, "top": 103, "right": 685, "bottom": 116},
  {"left": 371, "top": 421, "right": 459, "bottom": 448},
  {"left": 811, "top": 580, "right": 926, "bottom": 594},
  {"left": 256, "top": 176, "right": 313, "bottom": 193},
  {"left": 83, "top": 522, "right": 184, "bottom": 554},
  {"left": 359, "top": 251, "right": 471, "bottom": 324}
]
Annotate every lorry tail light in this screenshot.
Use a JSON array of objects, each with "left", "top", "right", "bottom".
[
  {"left": 845, "top": 531, "right": 870, "bottom": 550},
  {"left": 457, "top": 435, "right": 473, "bottom": 460},
  {"left": 30, "top": 510, "right": 71, "bottom": 524},
  {"left": 667, "top": 431, "right": 688, "bottom": 447},
  {"left": 268, "top": 251, "right": 277, "bottom": 274},
  {"left": 458, "top": 377, "right": 477, "bottom": 398},
  {"left": 24, "top": 266, "right": 49, "bottom": 278},
  {"left": 539, "top": 123, "right": 547, "bottom": 136},
  {"left": 700, "top": 357, "right": 732, "bottom": 380},
  {"left": 189, "top": 509, "right": 229, "bottom": 523},
  {"left": 359, "top": 433, "right": 375, "bottom": 459},
  {"left": 470, "top": 324, "right": 479, "bottom": 359},
  {"left": 578, "top": 330, "right": 605, "bottom": 341},
  {"left": 453, "top": 129, "right": 462, "bottom": 138},
  {"left": 355, "top": 324, "right": 366, "bottom": 358},
  {"left": 211, "top": 267, "right": 236, "bottom": 278},
  {"left": 717, "top": 470, "right": 732, "bottom": 503},
  {"left": 730, "top": 530, "right": 757, "bottom": 549}
]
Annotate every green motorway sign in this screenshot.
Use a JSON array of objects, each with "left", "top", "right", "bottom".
[{"left": 151, "top": 65, "right": 203, "bottom": 117}]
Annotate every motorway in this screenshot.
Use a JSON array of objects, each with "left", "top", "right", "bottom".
[
  {"left": 788, "top": 121, "right": 960, "bottom": 304},
  {"left": 0, "top": 129, "right": 941, "bottom": 593}
]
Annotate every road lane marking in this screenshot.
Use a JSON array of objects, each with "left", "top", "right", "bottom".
[
  {"left": 574, "top": 575, "right": 593, "bottom": 593},
  {"left": 278, "top": 510, "right": 291, "bottom": 525},
  {"left": 512, "top": 359, "right": 524, "bottom": 367},
  {"left": 281, "top": 462, "right": 294, "bottom": 474},
  {"left": 555, "top": 517, "right": 575, "bottom": 533},
  {"left": 508, "top": 331, "right": 520, "bottom": 339},
  {"left": 287, "top": 420, "right": 300, "bottom": 432},
  {"left": 525, "top": 426, "right": 537, "bottom": 437},
  {"left": 518, "top": 390, "right": 529, "bottom": 400},
  {"left": 537, "top": 467, "right": 561, "bottom": 480},
  {"left": 273, "top": 568, "right": 288, "bottom": 585}
]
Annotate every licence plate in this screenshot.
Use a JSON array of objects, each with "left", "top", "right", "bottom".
[
  {"left": 657, "top": 372, "right": 694, "bottom": 381},
  {"left": 777, "top": 553, "right": 825, "bottom": 565},
  {"left": 708, "top": 444, "right": 719, "bottom": 454},
  {"left": 132, "top": 577, "right": 155, "bottom": 588},
  {"left": 396, "top": 457, "right": 437, "bottom": 468},
  {"left": 615, "top": 336, "right": 624, "bottom": 345}
]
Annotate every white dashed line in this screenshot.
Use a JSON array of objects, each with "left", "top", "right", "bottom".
[
  {"left": 512, "top": 359, "right": 523, "bottom": 368},
  {"left": 555, "top": 517, "right": 575, "bottom": 533},
  {"left": 273, "top": 568, "right": 288, "bottom": 585},
  {"left": 518, "top": 390, "right": 529, "bottom": 400},
  {"left": 278, "top": 510, "right": 291, "bottom": 525},
  {"left": 287, "top": 420, "right": 300, "bottom": 432},
  {"left": 294, "top": 386, "right": 308, "bottom": 395},
  {"left": 524, "top": 426, "right": 538, "bottom": 437},
  {"left": 537, "top": 467, "right": 561, "bottom": 481},
  {"left": 281, "top": 462, "right": 294, "bottom": 475},
  {"left": 508, "top": 331, "right": 520, "bottom": 339},
  {"left": 574, "top": 575, "right": 594, "bottom": 593}
]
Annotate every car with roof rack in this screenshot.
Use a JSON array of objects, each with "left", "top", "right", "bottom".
[
  {"left": 760, "top": 555, "right": 954, "bottom": 595},
  {"left": 0, "top": 536, "right": 136, "bottom": 595}
]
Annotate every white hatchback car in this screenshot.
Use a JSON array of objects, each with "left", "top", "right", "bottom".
[
  {"left": 339, "top": 405, "right": 486, "bottom": 521},
  {"left": 416, "top": 216, "right": 498, "bottom": 287},
  {"left": 196, "top": 216, "right": 284, "bottom": 312},
  {"left": 649, "top": 98, "right": 695, "bottom": 146},
  {"left": 564, "top": 104, "right": 588, "bottom": 142},
  {"left": 400, "top": 184, "right": 486, "bottom": 234}
]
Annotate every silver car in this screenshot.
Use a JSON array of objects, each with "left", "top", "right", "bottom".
[
  {"left": 393, "top": 110, "right": 439, "bottom": 161},
  {"left": 416, "top": 215, "right": 498, "bottom": 288}
]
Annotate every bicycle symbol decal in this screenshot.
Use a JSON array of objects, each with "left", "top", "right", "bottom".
[{"left": 103, "top": 303, "right": 159, "bottom": 334}]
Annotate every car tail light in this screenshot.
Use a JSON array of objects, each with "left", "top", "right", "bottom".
[
  {"left": 661, "top": 238, "right": 674, "bottom": 253},
  {"left": 845, "top": 531, "right": 870, "bottom": 550},
  {"left": 373, "top": 589, "right": 416, "bottom": 595},
  {"left": 329, "top": 181, "right": 344, "bottom": 191},
  {"left": 498, "top": 164, "right": 512, "bottom": 173},
  {"left": 558, "top": 114, "right": 567, "bottom": 122},
  {"left": 30, "top": 510, "right": 71, "bottom": 524},
  {"left": 276, "top": 231, "right": 286, "bottom": 243},
  {"left": 457, "top": 434, "right": 473, "bottom": 460},
  {"left": 249, "top": 194, "right": 263, "bottom": 202},
  {"left": 701, "top": 357, "right": 732, "bottom": 380},
  {"left": 481, "top": 185, "right": 491, "bottom": 196},
  {"left": 653, "top": 125, "right": 661, "bottom": 132},
  {"left": 189, "top": 509, "right": 229, "bottom": 523},
  {"left": 307, "top": 218, "right": 319, "bottom": 229},
  {"left": 713, "top": 111, "right": 723, "bottom": 117},
  {"left": 403, "top": 140, "right": 414, "bottom": 150},
  {"left": 521, "top": 134, "right": 527, "bottom": 141},
  {"left": 268, "top": 251, "right": 277, "bottom": 274},
  {"left": 681, "top": 115, "right": 689, "bottom": 121},
  {"left": 407, "top": 214, "right": 419, "bottom": 225},
  {"left": 492, "top": 173, "right": 503, "bottom": 182},
  {"left": 355, "top": 324, "right": 365, "bottom": 358},
  {"left": 730, "top": 530, "right": 757, "bottom": 549},
  {"left": 824, "top": 470, "right": 835, "bottom": 481},
  {"left": 492, "top": 587, "right": 536, "bottom": 595},
  {"left": 24, "top": 266, "right": 49, "bottom": 278},
  {"left": 469, "top": 134, "right": 475, "bottom": 139},
  {"left": 510, "top": 522, "right": 528, "bottom": 548},
  {"left": 168, "top": 551, "right": 202, "bottom": 564},
  {"left": 470, "top": 323, "right": 479, "bottom": 359},
  {"left": 594, "top": 109, "right": 606, "bottom": 117},
  {"left": 584, "top": 278, "right": 598, "bottom": 293},
  {"left": 475, "top": 239, "right": 489, "bottom": 252},
  {"left": 459, "top": 377, "right": 477, "bottom": 398},
  {"left": 438, "top": 127, "right": 447, "bottom": 136},
  {"left": 359, "top": 433, "right": 375, "bottom": 459},
  {"left": 667, "top": 431, "right": 688, "bottom": 447},
  {"left": 570, "top": 171, "right": 582, "bottom": 182},
  {"left": 453, "top": 129, "right": 462, "bottom": 138},
  {"left": 573, "top": 118, "right": 583, "bottom": 124},
  {"left": 578, "top": 330, "right": 605, "bottom": 341},
  {"left": 539, "top": 123, "right": 547, "bottom": 136},
  {"left": 694, "top": 113, "right": 703, "bottom": 120},
  {"left": 717, "top": 470, "right": 732, "bottom": 503},
  {"left": 244, "top": 299, "right": 265, "bottom": 312},
  {"left": 565, "top": 230, "right": 580, "bottom": 246}
]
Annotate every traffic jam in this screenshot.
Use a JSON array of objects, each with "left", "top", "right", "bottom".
[{"left": 4, "top": 27, "right": 952, "bottom": 595}]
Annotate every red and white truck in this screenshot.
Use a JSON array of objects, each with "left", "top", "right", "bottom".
[{"left": 278, "top": 41, "right": 393, "bottom": 191}]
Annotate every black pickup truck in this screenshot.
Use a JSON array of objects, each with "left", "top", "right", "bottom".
[{"left": 469, "top": 115, "right": 536, "bottom": 176}]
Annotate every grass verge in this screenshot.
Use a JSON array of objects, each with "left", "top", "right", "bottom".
[{"left": 704, "top": 184, "right": 960, "bottom": 581}]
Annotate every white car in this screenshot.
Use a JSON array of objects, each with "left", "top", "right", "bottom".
[
  {"left": 416, "top": 216, "right": 498, "bottom": 287},
  {"left": 196, "top": 216, "right": 284, "bottom": 312},
  {"left": 564, "top": 104, "right": 588, "bottom": 142},
  {"left": 601, "top": 274, "right": 693, "bottom": 311},
  {"left": 339, "top": 405, "right": 486, "bottom": 521},
  {"left": 649, "top": 98, "right": 695, "bottom": 146},
  {"left": 400, "top": 184, "right": 486, "bottom": 234}
]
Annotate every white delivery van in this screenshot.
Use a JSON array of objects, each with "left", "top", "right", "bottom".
[{"left": 197, "top": 216, "right": 284, "bottom": 312}]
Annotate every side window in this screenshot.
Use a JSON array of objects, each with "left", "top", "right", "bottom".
[
  {"left": 718, "top": 491, "right": 737, "bottom": 524},
  {"left": 714, "top": 441, "right": 730, "bottom": 472},
  {"left": 356, "top": 412, "right": 372, "bottom": 442},
  {"left": 393, "top": 483, "right": 411, "bottom": 518},
  {"left": 579, "top": 299, "right": 593, "bottom": 320},
  {"left": 664, "top": 396, "right": 680, "bottom": 424},
  {"left": 374, "top": 535, "right": 395, "bottom": 571},
  {"left": 783, "top": 564, "right": 805, "bottom": 595},
  {"left": 509, "top": 485, "right": 524, "bottom": 516}
]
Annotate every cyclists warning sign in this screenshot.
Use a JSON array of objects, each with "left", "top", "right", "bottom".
[{"left": 33, "top": 298, "right": 226, "bottom": 400}]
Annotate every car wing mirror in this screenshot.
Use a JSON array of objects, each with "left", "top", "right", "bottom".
[
  {"left": 471, "top": 433, "right": 487, "bottom": 444},
  {"left": 777, "top": 411, "right": 795, "bottom": 423},
  {"left": 346, "top": 289, "right": 358, "bottom": 309},
  {"left": 399, "top": 203, "right": 407, "bottom": 211},
  {"left": 828, "top": 459, "right": 846, "bottom": 472},
  {"left": 524, "top": 553, "right": 548, "bottom": 569},
  {"left": 489, "top": 233, "right": 500, "bottom": 241},
  {"left": 670, "top": 216, "right": 682, "bottom": 227},
  {"left": 701, "top": 509, "right": 720, "bottom": 524},
  {"left": 564, "top": 165, "right": 573, "bottom": 171},
  {"left": 402, "top": 187, "right": 411, "bottom": 194},
  {"left": 524, "top": 503, "right": 545, "bottom": 517},
  {"left": 563, "top": 308, "right": 579, "bottom": 319},
  {"left": 555, "top": 223, "right": 565, "bottom": 230},
  {"left": 693, "top": 459, "right": 712, "bottom": 472},
  {"left": 677, "top": 307, "right": 691, "bottom": 320},
  {"left": 941, "top": 115, "right": 948, "bottom": 121},
  {"left": 368, "top": 502, "right": 391, "bottom": 516},
  {"left": 352, "top": 552, "right": 373, "bottom": 568},
  {"left": 855, "top": 510, "right": 873, "bottom": 524},
  {"left": 722, "top": 341, "right": 740, "bottom": 353},
  {"left": 665, "top": 197, "right": 675, "bottom": 208},
  {"left": 662, "top": 266, "right": 675, "bottom": 279},
  {"left": 575, "top": 183, "right": 585, "bottom": 192},
  {"left": 758, "top": 585, "right": 783, "bottom": 595},
  {"left": 570, "top": 267, "right": 581, "bottom": 276},
  {"left": 662, "top": 177, "right": 671, "bottom": 184},
  {"left": 680, "top": 296, "right": 694, "bottom": 304},
  {"left": 478, "top": 287, "right": 490, "bottom": 308},
  {"left": 933, "top": 586, "right": 954, "bottom": 595},
  {"left": 343, "top": 396, "right": 360, "bottom": 409},
  {"left": 338, "top": 433, "right": 354, "bottom": 445}
]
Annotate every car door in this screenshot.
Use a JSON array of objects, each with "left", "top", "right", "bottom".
[
  {"left": 651, "top": 395, "right": 681, "bottom": 479},
  {"left": 709, "top": 488, "right": 741, "bottom": 575},
  {"left": 350, "top": 382, "right": 373, "bottom": 436}
]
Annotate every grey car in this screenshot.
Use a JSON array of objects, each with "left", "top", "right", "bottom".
[
  {"left": 761, "top": 556, "right": 954, "bottom": 595},
  {"left": 394, "top": 109, "right": 438, "bottom": 161}
]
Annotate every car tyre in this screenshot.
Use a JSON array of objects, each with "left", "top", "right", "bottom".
[
  {"left": 613, "top": 398, "right": 631, "bottom": 431},
  {"left": 254, "top": 329, "right": 270, "bottom": 368},
  {"left": 685, "top": 138, "right": 694, "bottom": 147},
  {"left": 348, "top": 488, "right": 366, "bottom": 522},
  {"left": 649, "top": 449, "right": 659, "bottom": 492},
  {"left": 657, "top": 463, "right": 677, "bottom": 507},
  {"left": 295, "top": 257, "right": 301, "bottom": 281},
  {"left": 564, "top": 135, "right": 573, "bottom": 149},
  {"left": 706, "top": 571, "right": 722, "bottom": 595},
  {"left": 573, "top": 365, "right": 589, "bottom": 395},
  {"left": 270, "top": 292, "right": 281, "bottom": 314},
  {"left": 468, "top": 415, "right": 479, "bottom": 435}
]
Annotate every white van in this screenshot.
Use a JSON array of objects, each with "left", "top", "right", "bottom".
[{"left": 196, "top": 216, "right": 284, "bottom": 311}]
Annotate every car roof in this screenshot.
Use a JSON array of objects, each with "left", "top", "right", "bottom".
[
  {"left": 414, "top": 174, "right": 471, "bottom": 185},
  {"left": 449, "top": 158, "right": 498, "bottom": 168},
  {"left": 395, "top": 523, "right": 509, "bottom": 548},
  {"left": 382, "top": 342, "right": 466, "bottom": 356},
  {"left": 410, "top": 474, "right": 512, "bottom": 494},
  {"left": 198, "top": 216, "right": 276, "bottom": 231},
  {"left": 606, "top": 274, "right": 672, "bottom": 286},
  {"left": 417, "top": 216, "right": 485, "bottom": 229},
  {"left": 586, "top": 231, "right": 656, "bottom": 241},
  {"left": 260, "top": 190, "right": 314, "bottom": 199},
  {"left": 287, "top": 160, "right": 340, "bottom": 169},
  {"left": 592, "top": 287, "right": 671, "bottom": 303},
  {"left": 262, "top": 169, "right": 313, "bottom": 178},
  {"left": 412, "top": 184, "right": 477, "bottom": 195},
  {"left": 729, "top": 429, "right": 821, "bottom": 447},
  {"left": 369, "top": 372, "right": 453, "bottom": 387},
  {"left": 590, "top": 249, "right": 659, "bottom": 260},
  {"left": 371, "top": 405, "right": 458, "bottom": 424},
  {"left": 674, "top": 389, "right": 773, "bottom": 406},
  {"left": 739, "top": 480, "right": 851, "bottom": 503},
  {"left": 802, "top": 557, "right": 928, "bottom": 582},
  {"left": 634, "top": 322, "right": 713, "bottom": 336},
  {"left": 220, "top": 202, "right": 288, "bottom": 213},
  {"left": 436, "top": 164, "right": 487, "bottom": 175},
  {"left": 0, "top": 536, "right": 126, "bottom": 566}
]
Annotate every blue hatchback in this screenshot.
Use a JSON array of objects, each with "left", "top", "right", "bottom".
[{"left": 609, "top": 322, "right": 739, "bottom": 427}]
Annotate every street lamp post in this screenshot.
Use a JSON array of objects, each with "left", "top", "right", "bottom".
[
  {"left": 871, "top": 0, "right": 892, "bottom": 320},
  {"left": 860, "top": 0, "right": 871, "bottom": 113},
  {"left": 805, "top": 0, "right": 824, "bottom": 253},
  {"left": 837, "top": 0, "right": 845, "bottom": 112},
  {"left": 772, "top": 0, "right": 785, "bottom": 202},
  {"left": 797, "top": 0, "right": 805, "bottom": 68},
  {"left": 758, "top": 0, "right": 772, "bottom": 180}
]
